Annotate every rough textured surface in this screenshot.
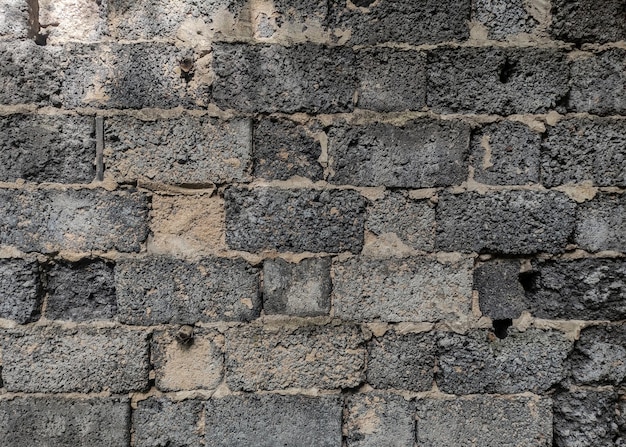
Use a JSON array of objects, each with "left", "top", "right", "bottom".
[
  {"left": 475, "top": 259, "right": 527, "bottom": 320},
  {"left": 551, "top": 0, "right": 626, "bottom": 44},
  {"left": 474, "top": 0, "right": 538, "bottom": 39},
  {"left": 0, "top": 258, "right": 41, "bottom": 324},
  {"left": 133, "top": 398, "right": 203, "bottom": 447},
  {"left": 569, "top": 324, "right": 626, "bottom": 385},
  {"left": 575, "top": 193, "right": 626, "bottom": 252},
  {"left": 39, "top": 0, "right": 107, "bottom": 43},
  {"left": 0, "top": 0, "right": 30, "bottom": 39}
]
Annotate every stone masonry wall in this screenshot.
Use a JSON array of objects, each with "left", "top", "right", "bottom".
[{"left": 0, "top": 0, "right": 625, "bottom": 445}]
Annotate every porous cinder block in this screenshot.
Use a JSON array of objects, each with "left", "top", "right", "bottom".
[
  {"left": 224, "top": 324, "right": 365, "bottom": 391},
  {"left": 212, "top": 43, "right": 357, "bottom": 113},
  {"left": 133, "top": 398, "right": 204, "bottom": 447},
  {"left": 253, "top": 118, "right": 323, "bottom": 181},
  {"left": 575, "top": 193, "right": 626, "bottom": 252},
  {"left": 436, "top": 329, "right": 572, "bottom": 394},
  {"left": 0, "top": 114, "right": 95, "bottom": 183},
  {"left": 436, "top": 190, "right": 576, "bottom": 254},
  {"left": 332, "top": 256, "right": 473, "bottom": 322},
  {"left": 356, "top": 48, "right": 426, "bottom": 112},
  {"left": 474, "top": 259, "right": 527, "bottom": 320},
  {"left": 0, "top": 0, "right": 31, "bottom": 39},
  {"left": 327, "top": 119, "right": 470, "bottom": 188},
  {"left": 427, "top": 47, "right": 568, "bottom": 114},
  {"left": 345, "top": 393, "right": 416, "bottom": 447},
  {"left": 224, "top": 187, "right": 366, "bottom": 253},
  {"left": 366, "top": 331, "right": 436, "bottom": 391},
  {"left": 473, "top": 0, "right": 539, "bottom": 39},
  {"left": 524, "top": 258, "right": 626, "bottom": 320},
  {"left": 115, "top": 256, "right": 260, "bottom": 325},
  {"left": 0, "top": 327, "right": 150, "bottom": 393},
  {"left": 45, "top": 259, "right": 116, "bottom": 322},
  {"left": 551, "top": 0, "right": 626, "bottom": 44},
  {"left": 39, "top": 0, "right": 107, "bottom": 43},
  {"left": 415, "top": 395, "right": 553, "bottom": 447},
  {"left": 542, "top": 118, "right": 626, "bottom": 187},
  {"left": 470, "top": 121, "right": 541, "bottom": 185},
  {"left": 0, "top": 188, "right": 149, "bottom": 253},
  {"left": 263, "top": 257, "right": 332, "bottom": 317},
  {"left": 0, "top": 258, "right": 41, "bottom": 324},
  {"left": 0, "top": 397, "right": 130, "bottom": 447},
  {"left": 569, "top": 324, "right": 626, "bottom": 385}
]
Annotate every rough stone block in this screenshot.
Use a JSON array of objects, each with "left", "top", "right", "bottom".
[
  {"left": 473, "top": 0, "right": 539, "bottom": 39},
  {"left": 212, "top": 43, "right": 357, "bottom": 113},
  {"left": 133, "top": 398, "right": 204, "bottom": 447},
  {"left": 471, "top": 120, "right": 541, "bottom": 185},
  {"left": 328, "top": 119, "right": 470, "bottom": 188},
  {"left": 0, "top": 188, "right": 149, "bottom": 253},
  {"left": 115, "top": 256, "right": 260, "bottom": 325},
  {"left": 436, "top": 190, "right": 576, "bottom": 254},
  {"left": 45, "top": 259, "right": 116, "bottom": 322},
  {"left": 263, "top": 257, "right": 331, "bottom": 317},
  {"left": 416, "top": 395, "right": 553, "bottom": 447},
  {"left": 569, "top": 324, "right": 626, "bottom": 385},
  {"left": 427, "top": 47, "right": 569, "bottom": 114},
  {"left": 551, "top": 0, "right": 626, "bottom": 44},
  {"left": 437, "top": 329, "right": 572, "bottom": 394},
  {"left": 575, "top": 193, "right": 626, "bottom": 252},
  {"left": 205, "top": 394, "right": 342, "bottom": 447},
  {"left": 0, "top": 327, "right": 149, "bottom": 393},
  {"left": 0, "top": 0, "right": 31, "bottom": 39},
  {"left": 475, "top": 259, "right": 527, "bottom": 320},
  {"left": 0, "top": 397, "right": 130, "bottom": 447},
  {"left": 39, "top": 0, "right": 107, "bottom": 43},
  {"left": 0, "top": 258, "right": 41, "bottom": 324},
  {"left": 224, "top": 187, "right": 366, "bottom": 253},
  {"left": 367, "top": 331, "right": 436, "bottom": 391},
  {"left": 225, "top": 324, "right": 365, "bottom": 391}
]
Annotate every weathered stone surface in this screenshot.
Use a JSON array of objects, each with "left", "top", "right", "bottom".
[
  {"left": 0, "top": 397, "right": 130, "bottom": 447},
  {"left": 333, "top": 256, "right": 473, "bottom": 322},
  {"left": 436, "top": 190, "right": 576, "bottom": 254},
  {"left": 569, "top": 324, "right": 626, "bottom": 385},
  {"left": 133, "top": 398, "right": 203, "bottom": 447},
  {"left": 225, "top": 187, "right": 366, "bottom": 253},
  {"left": 263, "top": 257, "right": 332, "bottom": 317},
  {"left": 212, "top": 43, "right": 357, "bottom": 113},
  {"left": 225, "top": 324, "right": 365, "bottom": 390},
  {"left": 253, "top": 118, "right": 323, "bottom": 181},
  {"left": 437, "top": 329, "right": 572, "bottom": 394},
  {"left": 0, "top": 258, "right": 41, "bottom": 324},
  {"left": 471, "top": 121, "right": 541, "bottom": 185},
  {"left": 356, "top": 48, "right": 426, "bottom": 112},
  {"left": 0, "top": 0, "right": 30, "bottom": 39},
  {"left": 115, "top": 256, "right": 260, "bottom": 325},
  {"left": 0, "top": 188, "right": 149, "bottom": 253},
  {"left": 576, "top": 193, "right": 626, "bottom": 252},
  {"left": 205, "top": 394, "right": 342, "bottom": 447},
  {"left": 551, "top": 0, "right": 626, "bottom": 44},
  {"left": 475, "top": 259, "right": 527, "bottom": 320},
  {"left": 416, "top": 395, "right": 553, "bottom": 447},
  {"left": 0, "top": 114, "right": 95, "bottom": 183},
  {"left": 45, "top": 259, "right": 116, "bottom": 322},
  {"left": 524, "top": 259, "right": 626, "bottom": 320},
  {"left": 542, "top": 118, "right": 626, "bottom": 187},
  {"left": 0, "top": 327, "right": 149, "bottom": 393},
  {"left": 328, "top": 119, "right": 470, "bottom": 188},
  {"left": 105, "top": 116, "right": 251, "bottom": 184},
  {"left": 345, "top": 393, "right": 416, "bottom": 447},
  {"left": 367, "top": 331, "right": 436, "bottom": 391},
  {"left": 473, "top": 0, "right": 539, "bottom": 39},
  {"left": 427, "top": 47, "right": 569, "bottom": 114},
  {"left": 569, "top": 49, "right": 626, "bottom": 115},
  {"left": 39, "top": 0, "right": 107, "bottom": 43}
]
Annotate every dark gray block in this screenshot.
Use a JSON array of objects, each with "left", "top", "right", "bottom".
[
  {"left": 436, "top": 190, "right": 576, "bottom": 254},
  {"left": 0, "top": 258, "right": 41, "bottom": 324},
  {"left": 473, "top": 0, "right": 538, "bottom": 39},
  {"left": 225, "top": 187, "right": 366, "bottom": 253},
  {"left": 569, "top": 324, "right": 626, "bottom": 385},
  {"left": 115, "top": 256, "right": 260, "bottom": 325},
  {"left": 427, "top": 47, "right": 569, "bottom": 114},
  {"left": 212, "top": 43, "right": 357, "bottom": 113},
  {"left": 0, "top": 0, "right": 31, "bottom": 39},
  {"left": 551, "top": 0, "right": 626, "bottom": 44},
  {"left": 205, "top": 394, "right": 342, "bottom": 447},
  {"left": 0, "top": 397, "right": 130, "bottom": 447},
  {"left": 133, "top": 398, "right": 203, "bottom": 447},
  {"left": 328, "top": 119, "right": 470, "bottom": 188},
  {"left": 576, "top": 193, "right": 626, "bottom": 252},
  {"left": 475, "top": 259, "right": 527, "bottom": 320}
]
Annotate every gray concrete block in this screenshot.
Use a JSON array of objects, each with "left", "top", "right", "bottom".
[
  {"left": 575, "top": 193, "right": 626, "bottom": 252},
  {"left": 436, "top": 190, "right": 576, "bottom": 254},
  {"left": 416, "top": 395, "right": 552, "bottom": 447},
  {"left": 212, "top": 43, "right": 357, "bottom": 113},
  {"left": 471, "top": 121, "right": 541, "bottom": 185},
  {"left": 115, "top": 256, "right": 260, "bottom": 325},
  {"left": 0, "top": 188, "right": 149, "bottom": 253},
  {"left": 427, "top": 47, "right": 569, "bottom": 114},
  {"left": 569, "top": 324, "right": 626, "bottom": 385},
  {"left": 437, "top": 329, "right": 572, "bottom": 394},
  {"left": 205, "top": 394, "right": 342, "bottom": 447},
  {"left": 0, "top": 326, "right": 149, "bottom": 392},
  {"left": 0, "top": 397, "right": 130, "bottom": 447},
  {"left": 263, "top": 257, "right": 331, "bottom": 317},
  {"left": 0, "top": 259, "right": 41, "bottom": 324},
  {"left": 45, "top": 259, "right": 116, "bottom": 322},
  {"left": 133, "top": 397, "right": 203, "bottom": 447},
  {"left": 473, "top": 0, "right": 538, "bottom": 39},
  {"left": 225, "top": 324, "right": 365, "bottom": 391},
  {"left": 224, "top": 187, "right": 366, "bottom": 254},
  {"left": 328, "top": 119, "right": 470, "bottom": 188},
  {"left": 475, "top": 259, "right": 527, "bottom": 320},
  {"left": 105, "top": 116, "right": 252, "bottom": 185},
  {"left": 367, "top": 331, "right": 436, "bottom": 391},
  {"left": 333, "top": 256, "right": 473, "bottom": 322},
  {"left": 0, "top": 0, "right": 31, "bottom": 39},
  {"left": 551, "top": 0, "right": 626, "bottom": 44}
]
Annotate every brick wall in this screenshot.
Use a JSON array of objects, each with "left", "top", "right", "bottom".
[{"left": 0, "top": 0, "right": 625, "bottom": 445}]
